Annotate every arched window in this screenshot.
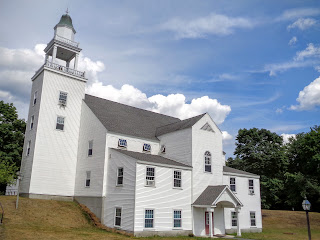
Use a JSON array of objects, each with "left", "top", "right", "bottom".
[{"left": 204, "top": 151, "right": 212, "bottom": 172}]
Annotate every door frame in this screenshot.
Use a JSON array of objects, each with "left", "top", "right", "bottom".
[{"left": 205, "top": 211, "right": 214, "bottom": 235}]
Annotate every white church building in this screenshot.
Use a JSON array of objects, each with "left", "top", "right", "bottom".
[{"left": 20, "top": 13, "right": 262, "bottom": 237}]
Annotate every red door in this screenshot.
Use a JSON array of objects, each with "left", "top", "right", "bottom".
[{"left": 205, "top": 211, "right": 214, "bottom": 235}]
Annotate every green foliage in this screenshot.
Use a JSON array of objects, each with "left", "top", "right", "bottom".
[
  {"left": 227, "top": 126, "right": 320, "bottom": 211},
  {"left": 0, "top": 101, "right": 26, "bottom": 192}
]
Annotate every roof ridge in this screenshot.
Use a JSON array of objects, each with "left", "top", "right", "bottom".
[
  {"left": 85, "top": 94, "right": 180, "bottom": 121},
  {"left": 156, "top": 113, "right": 206, "bottom": 130}
]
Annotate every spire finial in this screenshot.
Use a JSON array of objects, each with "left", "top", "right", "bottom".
[{"left": 66, "top": 8, "right": 69, "bottom": 15}]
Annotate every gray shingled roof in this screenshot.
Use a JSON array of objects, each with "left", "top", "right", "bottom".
[
  {"left": 156, "top": 113, "right": 206, "bottom": 136},
  {"left": 112, "top": 148, "right": 192, "bottom": 168},
  {"left": 193, "top": 185, "right": 227, "bottom": 206},
  {"left": 84, "top": 94, "right": 180, "bottom": 140},
  {"left": 223, "top": 166, "right": 259, "bottom": 177}
]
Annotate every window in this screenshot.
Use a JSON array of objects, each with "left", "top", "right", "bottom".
[
  {"left": 231, "top": 211, "right": 237, "bottom": 227},
  {"left": 145, "top": 209, "right": 154, "bottom": 228},
  {"left": 56, "top": 116, "right": 65, "bottom": 130},
  {"left": 88, "top": 140, "right": 93, "bottom": 156},
  {"left": 204, "top": 151, "right": 211, "bottom": 172},
  {"left": 33, "top": 91, "right": 37, "bottom": 105},
  {"left": 173, "top": 210, "right": 182, "bottom": 228},
  {"left": 30, "top": 115, "right": 34, "bottom": 130},
  {"left": 143, "top": 143, "right": 151, "bottom": 152},
  {"left": 85, "top": 171, "right": 91, "bottom": 187},
  {"left": 250, "top": 212, "right": 256, "bottom": 227},
  {"left": 146, "top": 167, "right": 155, "bottom": 186},
  {"left": 173, "top": 170, "right": 182, "bottom": 188},
  {"left": 26, "top": 140, "right": 31, "bottom": 156},
  {"left": 117, "top": 167, "right": 124, "bottom": 186},
  {"left": 114, "top": 207, "right": 122, "bottom": 227},
  {"left": 160, "top": 145, "right": 166, "bottom": 153},
  {"left": 230, "top": 177, "right": 236, "bottom": 192},
  {"left": 59, "top": 91, "right": 68, "bottom": 106},
  {"left": 249, "top": 179, "right": 254, "bottom": 194},
  {"left": 118, "top": 139, "right": 127, "bottom": 148}
]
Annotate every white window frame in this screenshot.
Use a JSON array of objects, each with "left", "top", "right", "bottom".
[
  {"left": 173, "top": 209, "right": 182, "bottom": 228},
  {"left": 250, "top": 211, "right": 256, "bottom": 227},
  {"left": 30, "top": 115, "right": 34, "bottom": 130},
  {"left": 114, "top": 207, "right": 122, "bottom": 227},
  {"left": 116, "top": 167, "right": 124, "bottom": 186},
  {"left": 143, "top": 143, "right": 151, "bottom": 152},
  {"left": 33, "top": 91, "right": 37, "bottom": 106},
  {"left": 144, "top": 209, "right": 154, "bottom": 229},
  {"left": 231, "top": 211, "right": 237, "bottom": 227},
  {"left": 230, "top": 177, "right": 236, "bottom": 192},
  {"left": 204, "top": 151, "right": 212, "bottom": 173},
  {"left": 118, "top": 139, "right": 127, "bottom": 148},
  {"left": 88, "top": 140, "right": 93, "bottom": 156},
  {"left": 26, "top": 140, "right": 31, "bottom": 156},
  {"left": 173, "top": 170, "right": 182, "bottom": 189},
  {"left": 85, "top": 171, "right": 91, "bottom": 187},
  {"left": 248, "top": 179, "right": 254, "bottom": 195},
  {"left": 58, "top": 91, "right": 68, "bottom": 106},
  {"left": 56, "top": 116, "right": 65, "bottom": 131},
  {"left": 145, "top": 166, "right": 155, "bottom": 187}
]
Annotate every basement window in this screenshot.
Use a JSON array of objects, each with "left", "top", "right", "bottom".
[
  {"left": 114, "top": 207, "right": 122, "bottom": 227},
  {"left": 145, "top": 209, "right": 154, "bottom": 228},
  {"left": 250, "top": 212, "right": 256, "bottom": 227},
  {"left": 173, "top": 210, "right": 182, "bottom": 228}
]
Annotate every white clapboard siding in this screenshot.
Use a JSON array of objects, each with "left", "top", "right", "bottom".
[
  {"left": 134, "top": 163, "right": 192, "bottom": 233},
  {"left": 74, "top": 102, "right": 107, "bottom": 196}
]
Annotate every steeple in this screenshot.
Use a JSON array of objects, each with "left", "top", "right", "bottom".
[{"left": 40, "top": 11, "right": 85, "bottom": 79}]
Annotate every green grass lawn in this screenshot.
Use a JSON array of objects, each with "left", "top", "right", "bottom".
[{"left": 0, "top": 196, "right": 320, "bottom": 240}]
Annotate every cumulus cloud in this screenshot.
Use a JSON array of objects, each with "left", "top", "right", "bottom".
[
  {"left": 287, "top": 18, "right": 317, "bottom": 30},
  {"left": 281, "top": 133, "right": 296, "bottom": 144},
  {"left": 288, "top": 36, "right": 298, "bottom": 46},
  {"left": 87, "top": 82, "right": 231, "bottom": 124},
  {"left": 278, "top": 8, "right": 320, "bottom": 21},
  {"left": 162, "top": 13, "right": 254, "bottom": 39},
  {"left": 290, "top": 76, "right": 320, "bottom": 110},
  {"left": 222, "top": 131, "right": 232, "bottom": 141}
]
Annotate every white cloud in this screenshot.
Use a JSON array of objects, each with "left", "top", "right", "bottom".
[
  {"left": 295, "top": 43, "right": 320, "bottom": 61},
  {"left": 315, "top": 66, "right": 320, "bottom": 72},
  {"left": 287, "top": 18, "right": 317, "bottom": 30},
  {"left": 222, "top": 131, "right": 232, "bottom": 141},
  {"left": 87, "top": 82, "right": 231, "bottom": 124},
  {"left": 162, "top": 13, "right": 254, "bottom": 39},
  {"left": 276, "top": 108, "right": 283, "bottom": 113},
  {"left": 290, "top": 76, "right": 320, "bottom": 110},
  {"left": 278, "top": 8, "right": 320, "bottom": 21},
  {"left": 288, "top": 36, "right": 297, "bottom": 46},
  {"left": 281, "top": 133, "right": 296, "bottom": 144}
]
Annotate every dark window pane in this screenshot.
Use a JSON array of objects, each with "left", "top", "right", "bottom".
[
  {"left": 115, "top": 217, "right": 121, "bottom": 226},
  {"left": 88, "top": 149, "right": 93, "bottom": 156},
  {"left": 56, "top": 123, "right": 64, "bottom": 130},
  {"left": 205, "top": 165, "right": 211, "bottom": 172},
  {"left": 86, "top": 179, "right": 90, "bottom": 187},
  {"left": 145, "top": 219, "right": 153, "bottom": 228}
]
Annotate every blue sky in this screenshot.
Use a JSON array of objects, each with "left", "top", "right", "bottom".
[{"left": 0, "top": 0, "right": 319, "bottom": 157}]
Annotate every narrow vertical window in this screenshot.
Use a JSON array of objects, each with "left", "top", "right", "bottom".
[
  {"left": 146, "top": 167, "right": 155, "bottom": 186},
  {"left": 250, "top": 212, "right": 256, "bottom": 226},
  {"left": 173, "top": 210, "right": 182, "bottom": 228},
  {"left": 33, "top": 91, "right": 37, "bottom": 105},
  {"left": 230, "top": 177, "right": 236, "bottom": 192},
  {"left": 88, "top": 140, "right": 93, "bottom": 156},
  {"left": 231, "top": 211, "right": 237, "bottom": 227},
  {"left": 56, "top": 116, "right": 65, "bottom": 130},
  {"left": 30, "top": 115, "right": 34, "bottom": 130},
  {"left": 204, "top": 151, "right": 211, "bottom": 172},
  {"left": 173, "top": 170, "right": 182, "bottom": 188},
  {"left": 59, "top": 91, "right": 68, "bottom": 106},
  {"left": 117, "top": 167, "right": 124, "bottom": 186},
  {"left": 249, "top": 179, "right": 254, "bottom": 194},
  {"left": 114, "top": 207, "right": 122, "bottom": 227},
  {"left": 85, "top": 171, "right": 91, "bottom": 187},
  {"left": 26, "top": 140, "right": 31, "bottom": 156},
  {"left": 145, "top": 209, "right": 154, "bottom": 228}
]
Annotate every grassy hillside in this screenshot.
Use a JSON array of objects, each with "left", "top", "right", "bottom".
[{"left": 0, "top": 196, "right": 320, "bottom": 240}]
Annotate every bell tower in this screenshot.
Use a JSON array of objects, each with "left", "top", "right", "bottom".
[{"left": 20, "top": 12, "right": 87, "bottom": 200}]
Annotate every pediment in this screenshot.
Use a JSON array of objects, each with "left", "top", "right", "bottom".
[{"left": 201, "top": 123, "right": 214, "bottom": 132}]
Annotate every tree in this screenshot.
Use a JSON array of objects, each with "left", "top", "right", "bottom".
[
  {"left": 227, "top": 128, "right": 288, "bottom": 209},
  {"left": 0, "top": 101, "right": 26, "bottom": 194}
]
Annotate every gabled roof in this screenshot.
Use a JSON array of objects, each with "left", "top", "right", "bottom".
[
  {"left": 156, "top": 113, "right": 205, "bottom": 137},
  {"left": 223, "top": 166, "right": 259, "bottom": 177},
  {"left": 84, "top": 94, "right": 180, "bottom": 140},
  {"left": 112, "top": 148, "right": 192, "bottom": 168}
]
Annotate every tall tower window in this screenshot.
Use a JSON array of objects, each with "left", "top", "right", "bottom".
[
  {"left": 26, "top": 140, "right": 31, "bottom": 156},
  {"left": 33, "top": 91, "right": 38, "bottom": 105},
  {"left": 30, "top": 115, "right": 34, "bottom": 130},
  {"left": 204, "top": 151, "right": 212, "bottom": 172},
  {"left": 85, "top": 171, "right": 91, "bottom": 187},
  {"left": 88, "top": 140, "right": 93, "bottom": 156},
  {"left": 59, "top": 91, "right": 68, "bottom": 106},
  {"left": 56, "top": 116, "right": 65, "bottom": 130}
]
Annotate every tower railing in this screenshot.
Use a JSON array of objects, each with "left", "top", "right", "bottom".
[
  {"left": 45, "top": 60, "right": 85, "bottom": 78},
  {"left": 54, "top": 34, "right": 79, "bottom": 48}
]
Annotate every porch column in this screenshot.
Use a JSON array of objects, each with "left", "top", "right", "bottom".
[
  {"left": 74, "top": 53, "right": 79, "bottom": 70},
  {"left": 52, "top": 46, "right": 57, "bottom": 63},
  {"left": 207, "top": 207, "right": 214, "bottom": 238},
  {"left": 45, "top": 54, "right": 49, "bottom": 63},
  {"left": 66, "top": 60, "right": 70, "bottom": 68},
  {"left": 236, "top": 207, "right": 241, "bottom": 237}
]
